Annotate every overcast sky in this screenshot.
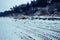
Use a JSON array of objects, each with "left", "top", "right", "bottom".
[{"left": 0, "top": 0, "right": 32, "bottom": 12}]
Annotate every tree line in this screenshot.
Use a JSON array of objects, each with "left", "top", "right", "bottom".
[{"left": 0, "top": 0, "right": 60, "bottom": 17}]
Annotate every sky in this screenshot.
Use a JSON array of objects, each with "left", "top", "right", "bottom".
[{"left": 0, "top": 0, "right": 32, "bottom": 12}]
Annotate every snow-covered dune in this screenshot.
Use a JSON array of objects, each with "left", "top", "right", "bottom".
[{"left": 0, "top": 17, "right": 60, "bottom": 40}]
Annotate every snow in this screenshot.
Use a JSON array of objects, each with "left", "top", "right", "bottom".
[
  {"left": 32, "top": 16, "right": 60, "bottom": 18},
  {"left": 0, "top": 17, "right": 60, "bottom": 40}
]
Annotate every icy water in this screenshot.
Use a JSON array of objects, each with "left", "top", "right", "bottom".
[{"left": 0, "top": 17, "right": 60, "bottom": 40}]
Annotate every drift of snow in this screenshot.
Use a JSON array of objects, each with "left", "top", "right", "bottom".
[{"left": 0, "top": 17, "right": 60, "bottom": 40}]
